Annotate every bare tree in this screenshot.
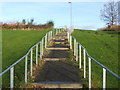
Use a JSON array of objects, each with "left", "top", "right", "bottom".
[
  {"left": 100, "top": 0, "right": 118, "bottom": 26},
  {"left": 118, "top": 1, "right": 120, "bottom": 25}
]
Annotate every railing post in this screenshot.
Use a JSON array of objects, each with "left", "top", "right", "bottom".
[
  {"left": 47, "top": 32, "right": 49, "bottom": 41},
  {"left": 30, "top": 48, "right": 33, "bottom": 76},
  {"left": 70, "top": 35, "right": 72, "bottom": 49},
  {"left": 56, "top": 29, "right": 58, "bottom": 35},
  {"left": 103, "top": 68, "right": 106, "bottom": 89},
  {"left": 89, "top": 57, "right": 91, "bottom": 88},
  {"left": 50, "top": 31, "right": 51, "bottom": 40},
  {"left": 36, "top": 44, "right": 38, "bottom": 65},
  {"left": 0, "top": 75, "right": 2, "bottom": 89},
  {"left": 76, "top": 42, "right": 78, "bottom": 61},
  {"left": 25, "top": 56, "right": 28, "bottom": 83},
  {"left": 49, "top": 31, "right": 51, "bottom": 40},
  {"left": 10, "top": 67, "right": 14, "bottom": 88},
  {"left": 48, "top": 32, "right": 50, "bottom": 41},
  {"left": 67, "top": 32, "right": 69, "bottom": 41},
  {"left": 51, "top": 31, "right": 52, "bottom": 39},
  {"left": 42, "top": 38, "right": 44, "bottom": 55},
  {"left": 45, "top": 34, "right": 47, "bottom": 48},
  {"left": 84, "top": 49, "right": 86, "bottom": 78},
  {"left": 79, "top": 44, "right": 81, "bottom": 69},
  {"left": 51, "top": 31, "right": 53, "bottom": 37},
  {"left": 40, "top": 41, "right": 42, "bottom": 59},
  {"left": 56, "top": 29, "right": 57, "bottom": 35},
  {"left": 74, "top": 39, "right": 76, "bottom": 56}
]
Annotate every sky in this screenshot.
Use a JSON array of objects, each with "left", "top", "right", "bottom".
[{"left": 0, "top": 2, "right": 107, "bottom": 30}]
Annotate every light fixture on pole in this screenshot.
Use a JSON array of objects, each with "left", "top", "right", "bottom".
[{"left": 68, "top": 2, "right": 73, "bottom": 33}]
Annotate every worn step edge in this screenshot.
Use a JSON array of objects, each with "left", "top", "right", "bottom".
[
  {"left": 31, "top": 82, "right": 82, "bottom": 88},
  {"left": 46, "top": 48, "right": 69, "bottom": 50},
  {"left": 54, "top": 42, "right": 66, "bottom": 44},
  {"left": 52, "top": 38, "right": 67, "bottom": 40}
]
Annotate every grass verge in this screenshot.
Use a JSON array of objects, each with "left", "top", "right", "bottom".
[{"left": 72, "top": 29, "right": 119, "bottom": 88}]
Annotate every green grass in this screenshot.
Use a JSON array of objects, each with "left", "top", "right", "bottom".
[
  {"left": 2, "top": 29, "right": 50, "bottom": 88},
  {"left": 72, "top": 29, "right": 119, "bottom": 88}
]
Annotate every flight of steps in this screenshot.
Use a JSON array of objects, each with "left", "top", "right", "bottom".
[{"left": 29, "top": 31, "right": 83, "bottom": 89}]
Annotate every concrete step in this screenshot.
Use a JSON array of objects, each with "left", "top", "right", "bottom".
[
  {"left": 53, "top": 42, "right": 65, "bottom": 44},
  {"left": 48, "top": 43, "right": 70, "bottom": 49},
  {"left": 44, "top": 50, "right": 70, "bottom": 59},
  {"left": 46, "top": 47, "right": 69, "bottom": 50},
  {"left": 52, "top": 38, "right": 67, "bottom": 40},
  {"left": 44, "top": 58, "right": 68, "bottom": 61},
  {"left": 31, "top": 82, "right": 82, "bottom": 88}
]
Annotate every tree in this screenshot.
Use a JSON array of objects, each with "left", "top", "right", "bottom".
[
  {"left": 30, "top": 18, "right": 34, "bottom": 25},
  {"left": 100, "top": 1, "right": 118, "bottom": 26},
  {"left": 118, "top": 1, "right": 120, "bottom": 25},
  {"left": 22, "top": 19, "right": 26, "bottom": 25},
  {"left": 46, "top": 21, "right": 54, "bottom": 27}
]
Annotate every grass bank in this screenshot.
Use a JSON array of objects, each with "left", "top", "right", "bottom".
[
  {"left": 72, "top": 29, "right": 119, "bottom": 88},
  {"left": 2, "top": 29, "right": 50, "bottom": 87}
]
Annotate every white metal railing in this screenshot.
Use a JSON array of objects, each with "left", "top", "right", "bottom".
[
  {"left": 67, "top": 31, "right": 120, "bottom": 89},
  {"left": 1, "top": 29, "right": 119, "bottom": 89},
  {"left": 0, "top": 28, "right": 65, "bottom": 88}
]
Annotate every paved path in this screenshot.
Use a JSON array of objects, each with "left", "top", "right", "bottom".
[{"left": 31, "top": 31, "right": 82, "bottom": 88}]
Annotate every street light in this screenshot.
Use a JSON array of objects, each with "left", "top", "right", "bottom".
[{"left": 68, "top": 2, "right": 73, "bottom": 33}]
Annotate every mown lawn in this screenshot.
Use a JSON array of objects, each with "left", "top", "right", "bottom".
[
  {"left": 2, "top": 29, "right": 50, "bottom": 87},
  {"left": 72, "top": 30, "right": 119, "bottom": 88}
]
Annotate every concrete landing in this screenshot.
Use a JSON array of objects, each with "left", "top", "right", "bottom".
[{"left": 31, "top": 82, "right": 82, "bottom": 88}]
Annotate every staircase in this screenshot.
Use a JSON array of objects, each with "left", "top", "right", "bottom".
[{"left": 29, "top": 31, "right": 83, "bottom": 89}]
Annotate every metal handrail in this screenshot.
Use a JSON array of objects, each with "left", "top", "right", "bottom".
[
  {"left": 0, "top": 30, "right": 51, "bottom": 76},
  {"left": 0, "top": 39, "right": 41, "bottom": 77},
  {"left": 0, "top": 29, "right": 63, "bottom": 76},
  {"left": 72, "top": 36, "right": 120, "bottom": 79}
]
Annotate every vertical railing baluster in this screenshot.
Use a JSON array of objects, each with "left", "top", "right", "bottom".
[
  {"left": 10, "top": 67, "right": 14, "bottom": 88},
  {"left": 51, "top": 31, "right": 52, "bottom": 39},
  {"left": 51, "top": 31, "right": 53, "bottom": 37},
  {"left": 103, "top": 68, "right": 106, "bottom": 89},
  {"left": 42, "top": 38, "right": 44, "bottom": 55},
  {"left": 25, "top": 56, "right": 28, "bottom": 83},
  {"left": 36, "top": 44, "right": 38, "bottom": 65},
  {"left": 46, "top": 33, "right": 48, "bottom": 47},
  {"left": 47, "top": 32, "right": 49, "bottom": 42},
  {"left": 84, "top": 49, "right": 86, "bottom": 78},
  {"left": 79, "top": 44, "right": 81, "bottom": 69},
  {"left": 76, "top": 42, "right": 78, "bottom": 61},
  {"left": 45, "top": 34, "right": 47, "bottom": 48},
  {"left": 67, "top": 32, "right": 69, "bottom": 41},
  {"left": 48, "top": 32, "right": 50, "bottom": 41},
  {"left": 50, "top": 31, "right": 51, "bottom": 40},
  {"left": 49, "top": 31, "right": 51, "bottom": 40},
  {"left": 40, "top": 41, "right": 42, "bottom": 59},
  {"left": 0, "top": 75, "right": 2, "bottom": 89},
  {"left": 74, "top": 39, "right": 76, "bottom": 56},
  {"left": 70, "top": 35, "right": 72, "bottom": 49},
  {"left": 30, "top": 48, "right": 33, "bottom": 76},
  {"left": 56, "top": 29, "right": 57, "bottom": 35},
  {"left": 89, "top": 57, "right": 91, "bottom": 88}
]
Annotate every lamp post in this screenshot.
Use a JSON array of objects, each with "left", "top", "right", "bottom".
[{"left": 68, "top": 2, "right": 73, "bottom": 33}]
